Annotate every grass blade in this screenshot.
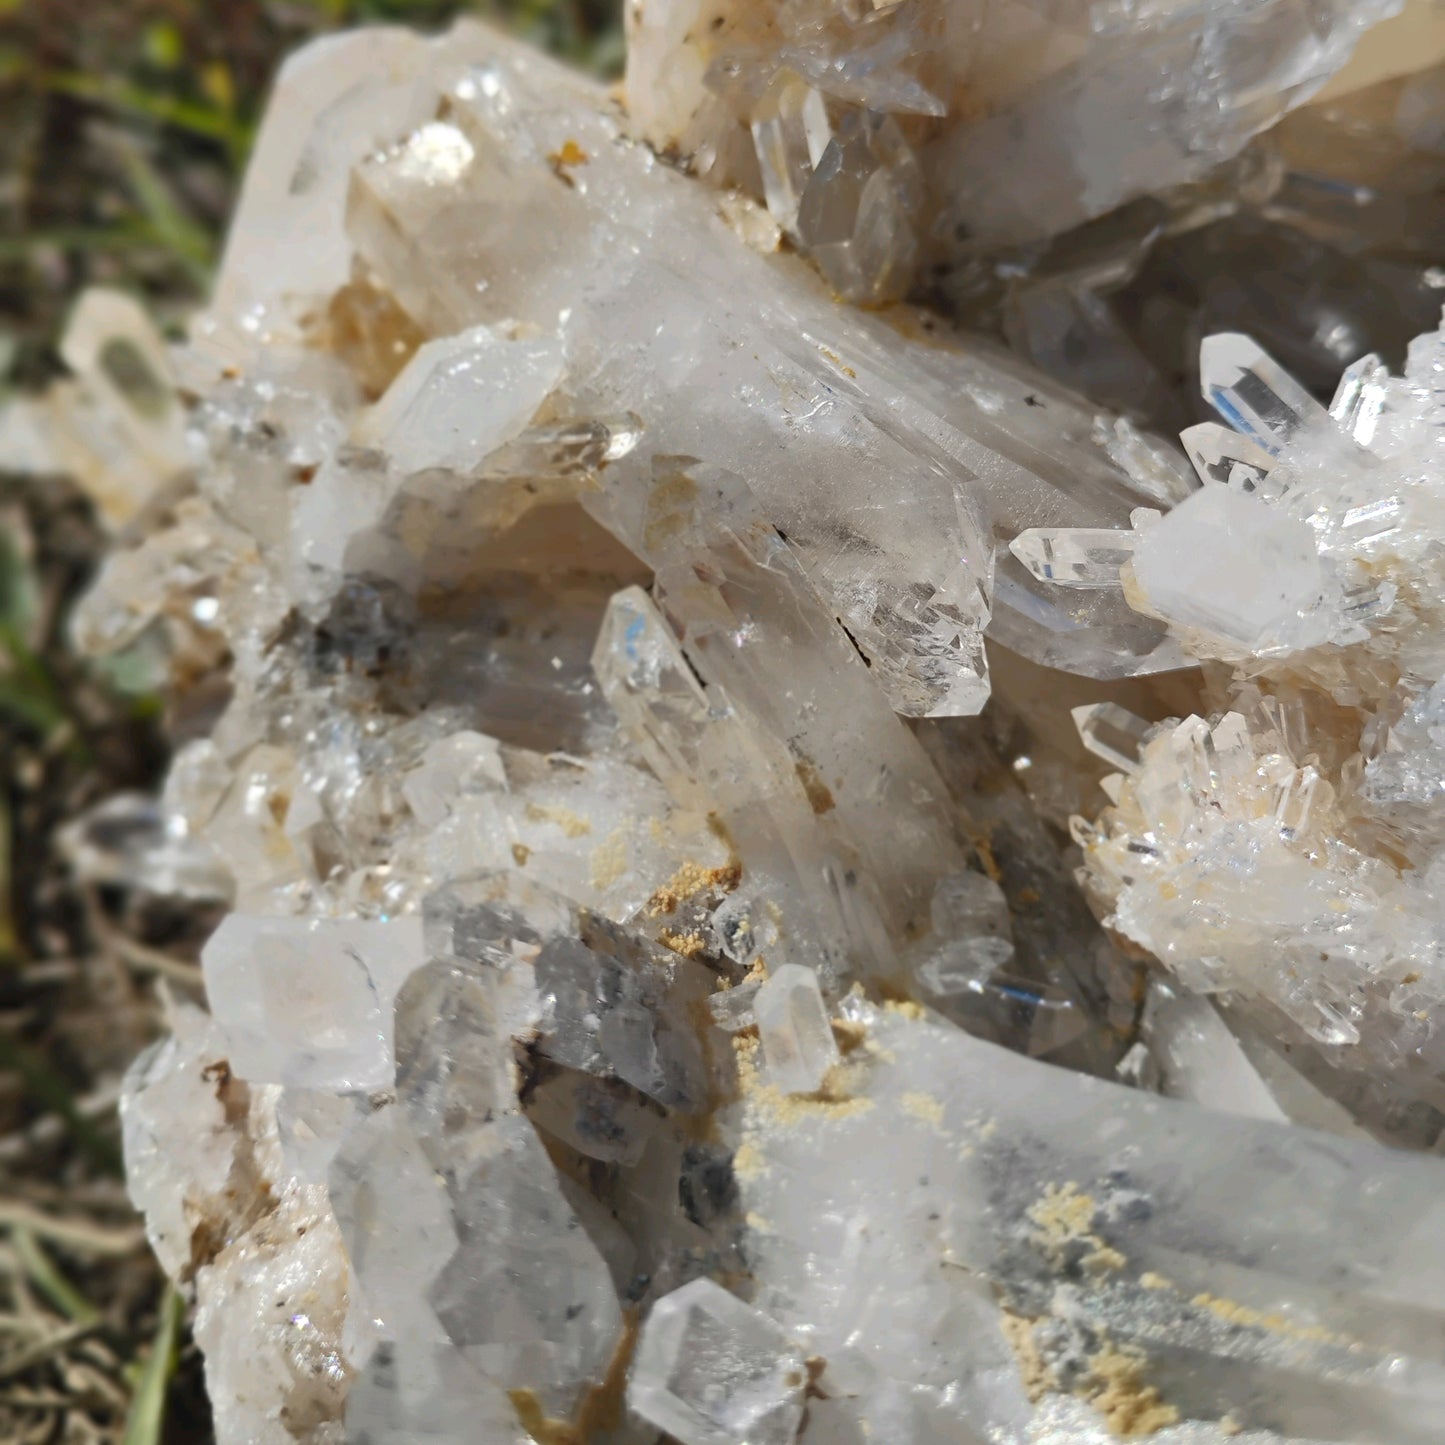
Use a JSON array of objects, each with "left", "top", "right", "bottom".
[{"left": 122, "top": 1283, "right": 182, "bottom": 1445}]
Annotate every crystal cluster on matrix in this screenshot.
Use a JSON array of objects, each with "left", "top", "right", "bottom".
[{"left": 11, "top": 0, "right": 1445, "bottom": 1442}]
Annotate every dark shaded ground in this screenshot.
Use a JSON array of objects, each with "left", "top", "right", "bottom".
[{"left": 0, "top": 2, "right": 619, "bottom": 1439}]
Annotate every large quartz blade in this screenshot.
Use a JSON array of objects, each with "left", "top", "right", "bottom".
[{"left": 737, "top": 998, "right": 1445, "bottom": 1442}]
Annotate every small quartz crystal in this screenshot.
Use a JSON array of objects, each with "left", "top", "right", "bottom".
[
  {"left": 628, "top": 1278, "right": 806, "bottom": 1445},
  {"left": 753, "top": 963, "right": 840, "bottom": 1095}
]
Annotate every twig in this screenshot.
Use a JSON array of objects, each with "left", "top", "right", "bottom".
[
  {"left": 0, "top": 1205, "right": 144, "bottom": 1258},
  {"left": 0, "top": 1320, "right": 99, "bottom": 1381},
  {"left": 105, "top": 934, "right": 202, "bottom": 987}
]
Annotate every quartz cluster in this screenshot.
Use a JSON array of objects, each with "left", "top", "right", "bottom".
[{"left": 13, "top": 1, "right": 1445, "bottom": 1443}]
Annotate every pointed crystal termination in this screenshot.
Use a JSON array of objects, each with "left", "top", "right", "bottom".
[
  {"left": 350, "top": 323, "right": 563, "bottom": 475},
  {"left": 1330, "top": 350, "right": 1390, "bottom": 446},
  {"left": 1128, "top": 484, "right": 1330, "bottom": 653},
  {"left": 590, "top": 584, "right": 716, "bottom": 817},
  {"left": 909, "top": 868, "right": 1017, "bottom": 999},
  {"left": 1179, "top": 421, "right": 1278, "bottom": 494},
  {"left": 1071, "top": 702, "right": 1154, "bottom": 774},
  {"left": 628, "top": 1278, "right": 806, "bottom": 1445},
  {"left": 1199, "top": 332, "right": 1332, "bottom": 454},
  {"left": 1141, "top": 980, "right": 1290, "bottom": 1125},
  {"left": 754, "top": 963, "right": 840, "bottom": 1095},
  {"left": 1009, "top": 527, "right": 1139, "bottom": 588},
  {"left": 794, "top": 110, "right": 925, "bottom": 304},
  {"left": 751, "top": 74, "right": 831, "bottom": 235}
]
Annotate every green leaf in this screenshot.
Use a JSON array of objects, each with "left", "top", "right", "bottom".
[
  {"left": 122, "top": 1284, "right": 183, "bottom": 1445},
  {"left": 12, "top": 1226, "right": 100, "bottom": 1325},
  {"left": 44, "top": 70, "right": 253, "bottom": 161},
  {"left": 111, "top": 139, "right": 215, "bottom": 290}
]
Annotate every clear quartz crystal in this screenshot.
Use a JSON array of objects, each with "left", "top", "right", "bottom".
[
  {"left": 628, "top": 1278, "right": 806, "bottom": 1445},
  {"left": 754, "top": 963, "right": 840, "bottom": 1094},
  {"left": 350, "top": 324, "right": 563, "bottom": 474},
  {"left": 1179, "top": 421, "right": 1278, "bottom": 493},
  {"left": 1199, "top": 331, "right": 1333, "bottom": 454},
  {"left": 1009, "top": 527, "right": 1140, "bottom": 588},
  {"left": 1330, "top": 350, "right": 1390, "bottom": 445},
  {"left": 1071, "top": 702, "right": 1154, "bottom": 773},
  {"left": 793, "top": 109, "right": 924, "bottom": 303},
  {"left": 751, "top": 74, "right": 832, "bottom": 233}
]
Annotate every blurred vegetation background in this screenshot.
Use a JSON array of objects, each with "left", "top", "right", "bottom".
[{"left": 0, "top": 2, "right": 620, "bottom": 1441}]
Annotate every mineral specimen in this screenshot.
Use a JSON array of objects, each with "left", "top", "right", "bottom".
[
  {"left": 13, "top": 0, "right": 1445, "bottom": 1442},
  {"left": 624, "top": 0, "right": 1403, "bottom": 286}
]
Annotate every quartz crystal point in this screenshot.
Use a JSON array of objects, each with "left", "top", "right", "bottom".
[
  {"left": 0, "top": 287, "right": 189, "bottom": 528},
  {"left": 629, "top": 1278, "right": 806, "bottom": 1445},
  {"left": 753, "top": 963, "right": 840, "bottom": 1094},
  {"left": 625, "top": 0, "right": 1400, "bottom": 261}
]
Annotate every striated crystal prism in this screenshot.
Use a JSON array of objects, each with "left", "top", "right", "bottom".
[{"left": 1330, "top": 350, "right": 1390, "bottom": 446}]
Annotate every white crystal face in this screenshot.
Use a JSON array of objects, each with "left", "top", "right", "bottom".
[
  {"left": 1129, "top": 485, "right": 1330, "bottom": 652},
  {"left": 202, "top": 916, "right": 426, "bottom": 1091}
]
